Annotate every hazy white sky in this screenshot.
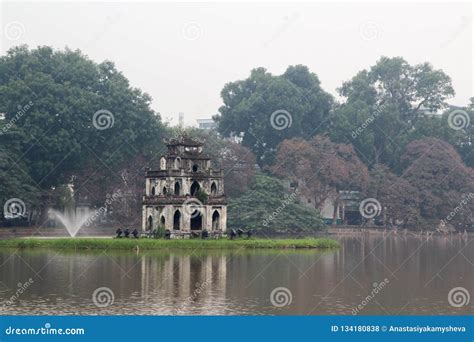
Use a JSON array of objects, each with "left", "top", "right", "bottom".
[{"left": 1, "top": 1, "right": 472, "bottom": 126}]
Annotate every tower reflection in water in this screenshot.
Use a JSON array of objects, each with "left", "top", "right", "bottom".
[{"left": 140, "top": 253, "right": 227, "bottom": 314}]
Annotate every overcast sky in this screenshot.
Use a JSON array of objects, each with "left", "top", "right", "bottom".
[{"left": 1, "top": 1, "right": 472, "bottom": 126}]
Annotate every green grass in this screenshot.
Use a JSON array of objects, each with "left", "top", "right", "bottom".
[{"left": 0, "top": 237, "right": 339, "bottom": 251}]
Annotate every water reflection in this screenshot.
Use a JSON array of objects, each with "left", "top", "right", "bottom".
[{"left": 0, "top": 233, "right": 472, "bottom": 315}]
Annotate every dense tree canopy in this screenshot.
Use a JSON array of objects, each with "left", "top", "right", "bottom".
[
  {"left": 271, "top": 135, "right": 369, "bottom": 221},
  {"left": 0, "top": 126, "right": 39, "bottom": 222},
  {"left": 400, "top": 138, "right": 474, "bottom": 230},
  {"left": 214, "top": 65, "right": 333, "bottom": 165},
  {"left": 1, "top": 46, "right": 472, "bottom": 232},
  {"left": 451, "top": 99, "right": 474, "bottom": 167},
  {"left": 365, "top": 165, "right": 421, "bottom": 228},
  {"left": 227, "top": 173, "right": 324, "bottom": 234},
  {"left": 330, "top": 56, "right": 456, "bottom": 168},
  {"left": 0, "top": 46, "right": 165, "bottom": 221}
]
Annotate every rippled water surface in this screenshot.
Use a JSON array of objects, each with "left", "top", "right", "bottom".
[{"left": 0, "top": 233, "right": 472, "bottom": 315}]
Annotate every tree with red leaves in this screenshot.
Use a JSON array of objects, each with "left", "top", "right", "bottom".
[
  {"left": 271, "top": 135, "right": 369, "bottom": 224},
  {"left": 367, "top": 165, "right": 422, "bottom": 228},
  {"left": 401, "top": 138, "right": 474, "bottom": 231}
]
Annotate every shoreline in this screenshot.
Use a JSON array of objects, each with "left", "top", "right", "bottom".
[{"left": 0, "top": 237, "right": 340, "bottom": 250}]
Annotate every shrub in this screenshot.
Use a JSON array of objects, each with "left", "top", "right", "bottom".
[{"left": 152, "top": 225, "right": 166, "bottom": 239}]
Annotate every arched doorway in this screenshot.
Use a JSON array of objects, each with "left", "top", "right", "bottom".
[
  {"left": 190, "top": 210, "right": 202, "bottom": 230},
  {"left": 211, "top": 182, "right": 217, "bottom": 196},
  {"left": 190, "top": 181, "right": 200, "bottom": 196},
  {"left": 174, "top": 181, "right": 181, "bottom": 196},
  {"left": 160, "top": 215, "right": 165, "bottom": 227},
  {"left": 173, "top": 210, "right": 181, "bottom": 230},
  {"left": 163, "top": 186, "right": 167, "bottom": 195},
  {"left": 147, "top": 215, "right": 153, "bottom": 231},
  {"left": 212, "top": 210, "right": 220, "bottom": 230},
  {"left": 151, "top": 186, "right": 156, "bottom": 195}
]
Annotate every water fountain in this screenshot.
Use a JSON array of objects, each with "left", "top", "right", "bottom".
[{"left": 49, "top": 208, "right": 92, "bottom": 237}]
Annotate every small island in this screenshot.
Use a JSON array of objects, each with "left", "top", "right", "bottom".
[{"left": 0, "top": 237, "right": 339, "bottom": 250}]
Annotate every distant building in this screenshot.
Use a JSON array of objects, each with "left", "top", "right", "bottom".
[
  {"left": 286, "top": 181, "right": 362, "bottom": 225},
  {"left": 196, "top": 118, "right": 217, "bottom": 130},
  {"left": 142, "top": 135, "right": 227, "bottom": 237},
  {"left": 419, "top": 105, "right": 439, "bottom": 118}
]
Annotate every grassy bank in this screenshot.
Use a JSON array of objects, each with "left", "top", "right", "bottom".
[{"left": 0, "top": 237, "right": 339, "bottom": 251}]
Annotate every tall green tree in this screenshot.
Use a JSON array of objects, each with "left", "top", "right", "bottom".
[
  {"left": 0, "top": 46, "right": 165, "bottom": 221},
  {"left": 330, "top": 57, "right": 455, "bottom": 168},
  {"left": 215, "top": 65, "right": 333, "bottom": 165},
  {"left": 0, "top": 124, "right": 39, "bottom": 222},
  {"left": 450, "top": 99, "right": 474, "bottom": 167}
]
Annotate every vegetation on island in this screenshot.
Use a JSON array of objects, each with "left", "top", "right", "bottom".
[
  {"left": 0, "top": 237, "right": 340, "bottom": 250},
  {"left": 227, "top": 173, "right": 325, "bottom": 234},
  {"left": 0, "top": 46, "right": 473, "bottom": 233}
]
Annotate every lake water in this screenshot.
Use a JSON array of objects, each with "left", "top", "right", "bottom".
[{"left": 0, "top": 233, "right": 472, "bottom": 315}]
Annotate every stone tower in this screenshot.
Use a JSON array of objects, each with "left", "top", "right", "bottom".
[{"left": 142, "top": 135, "right": 227, "bottom": 237}]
